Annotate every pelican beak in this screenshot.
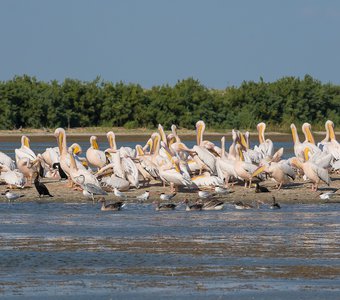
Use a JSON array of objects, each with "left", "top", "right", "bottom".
[
  {"left": 258, "top": 123, "right": 265, "bottom": 144},
  {"left": 24, "top": 137, "right": 30, "bottom": 148},
  {"left": 73, "top": 145, "right": 81, "bottom": 155},
  {"left": 238, "top": 132, "right": 248, "bottom": 149},
  {"left": 303, "top": 147, "right": 310, "bottom": 162},
  {"left": 136, "top": 145, "right": 145, "bottom": 156},
  {"left": 92, "top": 139, "right": 99, "bottom": 150},
  {"left": 152, "top": 135, "right": 160, "bottom": 154},
  {"left": 82, "top": 160, "right": 88, "bottom": 168},
  {"left": 252, "top": 166, "right": 266, "bottom": 178},
  {"left": 196, "top": 122, "right": 203, "bottom": 146},
  {"left": 58, "top": 132, "right": 64, "bottom": 153},
  {"left": 328, "top": 122, "right": 335, "bottom": 140},
  {"left": 291, "top": 157, "right": 303, "bottom": 170},
  {"left": 306, "top": 126, "right": 315, "bottom": 145}
]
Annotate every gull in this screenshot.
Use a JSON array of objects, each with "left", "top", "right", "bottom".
[
  {"left": 136, "top": 190, "right": 150, "bottom": 202},
  {"left": 198, "top": 190, "right": 214, "bottom": 199},
  {"left": 114, "top": 187, "right": 128, "bottom": 199},
  {"left": 214, "top": 186, "right": 232, "bottom": 195},
  {"left": 2, "top": 190, "right": 24, "bottom": 201},
  {"left": 319, "top": 191, "right": 339, "bottom": 200},
  {"left": 160, "top": 192, "right": 176, "bottom": 201}
]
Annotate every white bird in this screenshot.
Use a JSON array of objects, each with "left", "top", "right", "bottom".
[
  {"left": 74, "top": 174, "right": 107, "bottom": 202},
  {"left": 136, "top": 190, "right": 150, "bottom": 202},
  {"left": 114, "top": 187, "right": 128, "bottom": 199},
  {"left": 2, "top": 190, "right": 24, "bottom": 201},
  {"left": 160, "top": 192, "right": 176, "bottom": 201},
  {"left": 214, "top": 186, "right": 232, "bottom": 195},
  {"left": 198, "top": 190, "right": 214, "bottom": 199},
  {"left": 319, "top": 191, "right": 339, "bottom": 200}
]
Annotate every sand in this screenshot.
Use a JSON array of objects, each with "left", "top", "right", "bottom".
[{"left": 1, "top": 174, "right": 340, "bottom": 206}]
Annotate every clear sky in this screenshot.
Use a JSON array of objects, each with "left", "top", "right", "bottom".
[{"left": 0, "top": 0, "right": 339, "bottom": 89}]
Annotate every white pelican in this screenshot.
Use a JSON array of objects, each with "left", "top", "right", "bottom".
[
  {"left": 252, "top": 160, "right": 296, "bottom": 190},
  {"left": 0, "top": 164, "right": 25, "bottom": 188},
  {"left": 290, "top": 154, "right": 330, "bottom": 191},
  {"left": 0, "top": 151, "right": 15, "bottom": 170},
  {"left": 255, "top": 122, "right": 274, "bottom": 157},
  {"left": 301, "top": 123, "right": 321, "bottom": 154},
  {"left": 322, "top": 120, "right": 340, "bottom": 160},
  {"left": 68, "top": 149, "right": 100, "bottom": 188},
  {"left": 86, "top": 136, "right": 106, "bottom": 169},
  {"left": 15, "top": 135, "right": 36, "bottom": 164},
  {"left": 193, "top": 120, "right": 217, "bottom": 174},
  {"left": 216, "top": 137, "right": 237, "bottom": 187},
  {"left": 290, "top": 123, "right": 305, "bottom": 159},
  {"left": 16, "top": 157, "right": 40, "bottom": 186}
]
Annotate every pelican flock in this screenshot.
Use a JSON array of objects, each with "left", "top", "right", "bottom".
[{"left": 1, "top": 120, "right": 340, "bottom": 210}]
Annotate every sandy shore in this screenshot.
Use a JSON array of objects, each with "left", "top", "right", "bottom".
[{"left": 1, "top": 174, "right": 340, "bottom": 205}]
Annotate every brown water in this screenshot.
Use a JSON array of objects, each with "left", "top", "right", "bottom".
[{"left": 0, "top": 201, "right": 339, "bottom": 299}]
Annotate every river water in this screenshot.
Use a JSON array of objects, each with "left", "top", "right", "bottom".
[{"left": 0, "top": 135, "right": 339, "bottom": 298}]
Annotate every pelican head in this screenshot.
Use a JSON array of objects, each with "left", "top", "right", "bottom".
[
  {"left": 290, "top": 124, "right": 300, "bottom": 144},
  {"left": 90, "top": 136, "right": 99, "bottom": 150},
  {"left": 196, "top": 120, "right": 205, "bottom": 146},
  {"left": 326, "top": 120, "right": 335, "bottom": 141},
  {"left": 302, "top": 123, "right": 315, "bottom": 144},
  {"left": 106, "top": 131, "right": 116, "bottom": 150},
  {"left": 54, "top": 128, "right": 66, "bottom": 153},
  {"left": 257, "top": 122, "right": 266, "bottom": 144},
  {"left": 69, "top": 143, "right": 82, "bottom": 155},
  {"left": 21, "top": 135, "right": 30, "bottom": 148}
]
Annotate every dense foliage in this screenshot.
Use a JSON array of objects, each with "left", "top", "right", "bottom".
[{"left": 0, "top": 74, "right": 339, "bottom": 131}]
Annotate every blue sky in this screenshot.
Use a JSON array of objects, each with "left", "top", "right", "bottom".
[{"left": 1, "top": 0, "right": 339, "bottom": 88}]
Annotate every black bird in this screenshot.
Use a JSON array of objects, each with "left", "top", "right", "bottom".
[
  {"left": 53, "top": 162, "right": 68, "bottom": 180},
  {"left": 34, "top": 172, "right": 53, "bottom": 197},
  {"left": 270, "top": 196, "right": 281, "bottom": 209},
  {"left": 255, "top": 182, "right": 270, "bottom": 193}
]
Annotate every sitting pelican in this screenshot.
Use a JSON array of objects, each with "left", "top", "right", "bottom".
[
  {"left": 15, "top": 135, "right": 36, "bottom": 164},
  {"left": 0, "top": 164, "right": 25, "bottom": 188},
  {"left": 0, "top": 152, "right": 15, "bottom": 170},
  {"left": 86, "top": 136, "right": 106, "bottom": 169}
]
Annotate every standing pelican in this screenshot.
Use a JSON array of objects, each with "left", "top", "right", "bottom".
[
  {"left": 86, "top": 136, "right": 106, "bottom": 169},
  {"left": 15, "top": 135, "right": 36, "bottom": 164}
]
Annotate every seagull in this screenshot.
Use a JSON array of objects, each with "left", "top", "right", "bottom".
[
  {"left": 2, "top": 190, "right": 24, "bottom": 201},
  {"left": 214, "top": 186, "right": 232, "bottom": 195},
  {"left": 198, "top": 190, "right": 214, "bottom": 199},
  {"left": 136, "top": 190, "right": 150, "bottom": 202},
  {"left": 319, "top": 191, "right": 339, "bottom": 200},
  {"left": 160, "top": 192, "right": 176, "bottom": 201},
  {"left": 270, "top": 196, "right": 281, "bottom": 209},
  {"left": 114, "top": 187, "right": 128, "bottom": 199}
]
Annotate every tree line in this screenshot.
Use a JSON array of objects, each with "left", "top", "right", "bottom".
[{"left": 0, "top": 74, "right": 339, "bottom": 131}]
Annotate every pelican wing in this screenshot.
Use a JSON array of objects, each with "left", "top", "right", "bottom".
[
  {"left": 15, "top": 148, "right": 36, "bottom": 162},
  {"left": 193, "top": 145, "right": 216, "bottom": 174},
  {"left": 0, "top": 169, "right": 25, "bottom": 187},
  {"left": 122, "top": 157, "right": 139, "bottom": 188},
  {"left": 311, "top": 163, "right": 330, "bottom": 185}
]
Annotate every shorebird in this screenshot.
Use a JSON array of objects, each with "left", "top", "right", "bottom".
[
  {"left": 2, "top": 190, "right": 24, "bottom": 201},
  {"left": 319, "top": 191, "right": 339, "bottom": 200},
  {"left": 214, "top": 186, "right": 232, "bottom": 195},
  {"left": 153, "top": 200, "right": 177, "bottom": 211},
  {"left": 136, "top": 190, "right": 150, "bottom": 202},
  {"left": 160, "top": 192, "right": 176, "bottom": 201},
  {"left": 270, "top": 196, "right": 281, "bottom": 209},
  {"left": 184, "top": 199, "right": 203, "bottom": 211},
  {"left": 98, "top": 197, "right": 124, "bottom": 211},
  {"left": 198, "top": 190, "right": 214, "bottom": 199},
  {"left": 114, "top": 188, "right": 128, "bottom": 199}
]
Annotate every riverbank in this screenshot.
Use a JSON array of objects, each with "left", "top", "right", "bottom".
[{"left": 1, "top": 174, "right": 339, "bottom": 205}]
